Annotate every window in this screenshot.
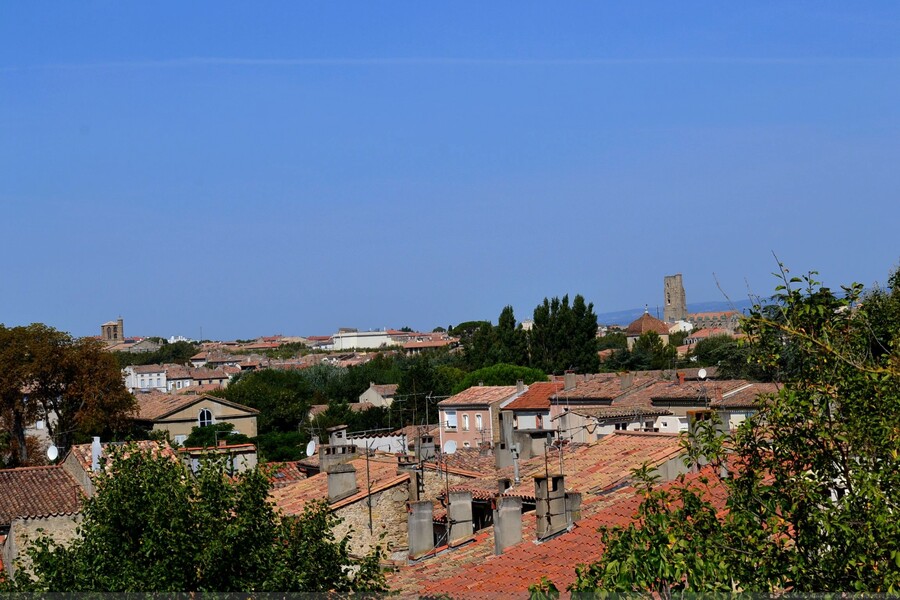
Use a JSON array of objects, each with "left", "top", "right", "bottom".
[
  {"left": 444, "top": 410, "right": 457, "bottom": 430},
  {"left": 463, "top": 442, "right": 471, "bottom": 448},
  {"left": 174, "top": 435, "right": 187, "bottom": 445},
  {"left": 199, "top": 408, "right": 213, "bottom": 427},
  {"left": 462, "top": 414, "right": 469, "bottom": 431},
  {"left": 476, "top": 414, "right": 483, "bottom": 431},
  {"left": 615, "top": 422, "right": 628, "bottom": 431}
]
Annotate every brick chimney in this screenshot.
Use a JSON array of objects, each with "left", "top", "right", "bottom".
[
  {"left": 619, "top": 371, "right": 634, "bottom": 391},
  {"left": 448, "top": 491, "right": 474, "bottom": 546},
  {"left": 326, "top": 463, "right": 358, "bottom": 503},
  {"left": 492, "top": 495, "right": 523, "bottom": 555}
]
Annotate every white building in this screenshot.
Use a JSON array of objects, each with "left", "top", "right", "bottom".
[
  {"left": 123, "top": 364, "right": 168, "bottom": 392},
  {"left": 331, "top": 329, "right": 396, "bottom": 351}
]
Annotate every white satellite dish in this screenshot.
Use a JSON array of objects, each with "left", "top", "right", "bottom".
[
  {"left": 443, "top": 440, "right": 457, "bottom": 455},
  {"left": 46, "top": 445, "right": 59, "bottom": 461},
  {"left": 698, "top": 368, "right": 708, "bottom": 380},
  {"left": 305, "top": 440, "right": 317, "bottom": 457}
]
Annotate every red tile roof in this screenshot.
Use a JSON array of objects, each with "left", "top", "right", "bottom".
[
  {"left": 134, "top": 392, "right": 258, "bottom": 421},
  {"left": 66, "top": 440, "right": 178, "bottom": 474},
  {"left": 438, "top": 386, "right": 519, "bottom": 408},
  {"left": 625, "top": 312, "right": 670, "bottom": 336},
  {"left": 271, "top": 453, "right": 408, "bottom": 515},
  {"left": 711, "top": 382, "right": 780, "bottom": 409},
  {"left": 389, "top": 467, "right": 728, "bottom": 598},
  {"left": 552, "top": 373, "right": 657, "bottom": 402},
  {"left": 0, "top": 466, "right": 83, "bottom": 526},
  {"left": 371, "top": 383, "right": 399, "bottom": 396},
  {"left": 450, "top": 431, "right": 683, "bottom": 501},
  {"left": 504, "top": 381, "right": 564, "bottom": 411}
]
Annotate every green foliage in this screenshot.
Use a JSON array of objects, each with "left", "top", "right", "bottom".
[
  {"left": 11, "top": 444, "right": 386, "bottom": 592},
  {"left": 114, "top": 340, "right": 199, "bottom": 368},
  {"left": 452, "top": 363, "right": 548, "bottom": 394},
  {"left": 529, "top": 576, "right": 561, "bottom": 600},
  {"left": 570, "top": 262, "right": 900, "bottom": 594},
  {"left": 180, "top": 422, "right": 250, "bottom": 448},
  {"left": 0, "top": 324, "right": 135, "bottom": 466},
  {"left": 218, "top": 368, "right": 314, "bottom": 433},
  {"left": 253, "top": 430, "right": 306, "bottom": 461},
  {"left": 597, "top": 331, "right": 627, "bottom": 351},
  {"left": 530, "top": 294, "right": 600, "bottom": 374}
]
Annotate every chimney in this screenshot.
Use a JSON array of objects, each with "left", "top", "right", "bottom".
[
  {"left": 516, "top": 379, "right": 525, "bottom": 393},
  {"left": 565, "top": 492, "right": 582, "bottom": 528},
  {"left": 91, "top": 436, "right": 102, "bottom": 472},
  {"left": 619, "top": 371, "right": 634, "bottom": 391},
  {"left": 564, "top": 371, "right": 577, "bottom": 391},
  {"left": 397, "top": 455, "right": 421, "bottom": 502},
  {"left": 327, "top": 424, "right": 349, "bottom": 446},
  {"left": 534, "top": 474, "right": 567, "bottom": 540},
  {"left": 678, "top": 372, "right": 685, "bottom": 385},
  {"left": 497, "top": 477, "right": 512, "bottom": 495},
  {"left": 495, "top": 442, "right": 513, "bottom": 469},
  {"left": 416, "top": 433, "right": 435, "bottom": 462},
  {"left": 493, "top": 495, "right": 523, "bottom": 555},
  {"left": 326, "top": 463, "right": 358, "bottom": 503},
  {"left": 408, "top": 500, "right": 435, "bottom": 559},
  {"left": 448, "top": 491, "right": 474, "bottom": 546},
  {"left": 319, "top": 443, "right": 358, "bottom": 473}
]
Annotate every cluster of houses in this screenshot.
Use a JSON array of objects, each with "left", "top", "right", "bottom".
[{"left": 1, "top": 362, "right": 774, "bottom": 594}]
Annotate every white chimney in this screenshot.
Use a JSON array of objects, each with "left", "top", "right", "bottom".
[{"left": 91, "top": 436, "right": 102, "bottom": 472}]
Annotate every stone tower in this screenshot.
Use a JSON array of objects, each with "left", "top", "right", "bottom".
[{"left": 663, "top": 274, "right": 687, "bottom": 322}]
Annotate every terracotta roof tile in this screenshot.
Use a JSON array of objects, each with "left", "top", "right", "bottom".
[
  {"left": 625, "top": 312, "right": 670, "bottom": 336},
  {"left": 0, "top": 466, "right": 83, "bottom": 526},
  {"left": 438, "top": 386, "right": 519, "bottom": 408},
  {"left": 504, "top": 382, "right": 564, "bottom": 411}
]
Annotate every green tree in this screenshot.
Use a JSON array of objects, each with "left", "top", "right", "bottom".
[
  {"left": 569, "top": 264, "right": 900, "bottom": 594},
  {"left": 11, "top": 443, "right": 386, "bottom": 592},
  {"left": 180, "top": 422, "right": 250, "bottom": 448},
  {"left": 529, "top": 294, "right": 599, "bottom": 374},
  {"left": 0, "top": 324, "right": 135, "bottom": 466},
  {"left": 496, "top": 305, "right": 530, "bottom": 366},
  {"left": 452, "top": 363, "right": 548, "bottom": 394}
]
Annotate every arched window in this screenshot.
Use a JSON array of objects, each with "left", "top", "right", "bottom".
[{"left": 199, "top": 408, "right": 213, "bottom": 427}]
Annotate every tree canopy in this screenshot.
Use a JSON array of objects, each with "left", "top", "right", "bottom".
[
  {"left": 9, "top": 443, "right": 386, "bottom": 593},
  {"left": 0, "top": 324, "right": 135, "bottom": 466}
]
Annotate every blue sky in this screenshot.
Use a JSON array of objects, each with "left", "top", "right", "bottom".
[{"left": 2, "top": 3, "right": 899, "bottom": 340}]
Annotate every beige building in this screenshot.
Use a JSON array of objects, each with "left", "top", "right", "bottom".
[
  {"left": 133, "top": 392, "right": 259, "bottom": 444},
  {"left": 358, "top": 382, "right": 398, "bottom": 407}
]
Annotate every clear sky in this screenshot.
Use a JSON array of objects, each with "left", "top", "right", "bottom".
[{"left": 2, "top": 2, "right": 899, "bottom": 340}]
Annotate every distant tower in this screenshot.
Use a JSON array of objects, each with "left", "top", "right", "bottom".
[
  {"left": 101, "top": 317, "right": 125, "bottom": 344},
  {"left": 663, "top": 274, "right": 687, "bottom": 322}
]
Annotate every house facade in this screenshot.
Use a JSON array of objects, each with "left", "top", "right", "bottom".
[{"left": 437, "top": 385, "right": 523, "bottom": 451}]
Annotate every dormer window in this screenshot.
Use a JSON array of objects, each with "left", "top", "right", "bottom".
[{"left": 199, "top": 408, "right": 213, "bottom": 427}]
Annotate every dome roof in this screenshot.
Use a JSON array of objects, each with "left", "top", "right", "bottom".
[{"left": 626, "top": 312, "right": 670, "bottom": 336}]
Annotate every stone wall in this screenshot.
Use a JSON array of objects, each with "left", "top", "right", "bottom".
[
  {"left": 333, "top": 469, "right": 472, "bottom": 558},
  {"left": 4, "top": 514, "right": 81, "bottom": 578}
]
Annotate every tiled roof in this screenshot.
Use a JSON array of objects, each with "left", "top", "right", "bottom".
[
  {"left": 435, "top": 447, "right": 500, "bottom": 476},
  {"left": 552, "top": 373, "right": 656, "bottom": 402},
  {"left": 264, "top": 461, "right": 312, "bottom": 489},
  {"left": 271, "top": 453, "right": 407, "bottom": 515},
  {"left": 130, "top": 364, "right": 166, "bottom": 374},
  {"left": 392, "top": 468, "right": 729, "bottom": 598},
  {"left": 504, "top": 381, "right": 564, "bottom": 411},
  {"left": 371, "top": 383, "right": 399, "bottom": 396},
  {"left": 66, "top": 440, "right": 177, "bottom": 474},
  {"left": 450, "top": 432, "right": 683, "bottom": 501},
  {"left": 625, "top": 312, "right": 671, "bottom": 336},
  {"left": 134, "top": 392, "right": 258, "bottom": 421},
  {"left": 711, "top": 382, "right": 780, "bottom": 409},
  {"left": 438, "top": 386, "right": 519, "bottom": 408},
  {"left": 0, "top": 466, "right": 83, "bottom": 526},
  {"left": 563, "top": 405, "right": 672, "bottom": 419}
]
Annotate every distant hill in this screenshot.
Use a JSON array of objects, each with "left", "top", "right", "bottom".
[{"left": 596, "top": 298, "right": 756, "bottom": 327}]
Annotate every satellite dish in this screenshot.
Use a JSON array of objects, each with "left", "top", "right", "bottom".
[
  {"left": 443, "top": 440, "right": 457, "bottom": 455},
  {"left": 698, "top": 368, "right": 708, "bottom": 380},
  {"left": 305, "top": 440, "right": 317, "bottom": 457},
  {"left": 47, "top": 445, "right": 59, "bottom": 461}
]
